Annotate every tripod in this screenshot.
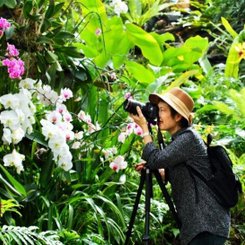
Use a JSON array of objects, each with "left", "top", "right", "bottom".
[{"left": 124, "top": 128, "right": 180, "bottom": 245}]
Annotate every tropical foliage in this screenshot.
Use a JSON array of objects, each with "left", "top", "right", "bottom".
[{"left": 0, "top": 0, "right": 244, "bottom": 244}]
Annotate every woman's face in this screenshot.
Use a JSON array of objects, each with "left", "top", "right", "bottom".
[{"left": 158, "top": 101, "right": 182, "bottom": 135}]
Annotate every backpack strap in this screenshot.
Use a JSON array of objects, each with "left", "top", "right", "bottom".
[
  {"left": 207, "top": 133, "right": 213, "bottom": 147},
  {"left": 185, "top": 133, "right": 213, "bottom": 205}
]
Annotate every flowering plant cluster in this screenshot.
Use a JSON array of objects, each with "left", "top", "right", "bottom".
[
  {"left": 29, "top": 79, "right": 74, "bottom": 171},
  {"left": 0, "top": 77, "right": 75, "bottom": 173},
  {"left": 0, "top": 17, "right": 25, "bottom": 79},
  {"left": 0, "top": 17, "right": 134, "bottom": 179},
  {"left": 0, "top": 75, "right": 131, "bottom": 176},
  {"left": 0, "top": 85, "right": 36, "bottom": 173}
]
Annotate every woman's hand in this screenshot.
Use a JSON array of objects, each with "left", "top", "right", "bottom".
[
  {"left": 158, "top": 168, "right": 166, "bottom": 181},
  {"left": 135, "top": 162, "right": 146, "bottom": 172},
  {"left": 130, "top": 106, "right": 148, "bottom": 131},
  {"left": 135, "top": 162, "right": 166, "bottom": 181},
  {"left": 130, "top": 107, "right": 153, "bottom": 144}
]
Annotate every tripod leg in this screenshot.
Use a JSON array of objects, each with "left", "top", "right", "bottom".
[
  {"left": 125, "top": 169, "right": 146, "bottom": 245},
  {"left": 143, "top": 168, "right": 152, "bottom": 244}
]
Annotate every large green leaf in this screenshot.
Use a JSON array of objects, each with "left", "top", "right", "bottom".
[
  {"left": 125, "top": 61, "right": 155, "bottom": 84},
  {"left": 162, "top": 36, "right": 209, "bottom": 71},
  {"left": 112, "top": 35, "right": 132, "bottom": 68},
  {"left": 151, "top": 32, "right": 175, "bottom": 50},
  {"left": 126, "top": 23, "right": 163, "bottom": 66}
]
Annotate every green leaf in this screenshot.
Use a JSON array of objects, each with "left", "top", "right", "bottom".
[
  {"left": 94, "top": 51, "right": 110, "bottom": 68},
  {"left": 0, "top": 0, "right": 17, "bottom": 8},
  {"left": 126, "top": 23, "right": 163, "bottom": 66},
  {"left": 54, "top": 31, "right": 74, "bottom": 40},
  {"left": 67, "top": 204, "right": 74, "bottom": 230},
  {"left": 221, "top": 17, "right": 238, "bottom": 38},
  {"left": 26, "top": 131, "right": 48, "bottom": 147},
  {"left": 213, "top": 101, "right": 234, "bottom": 115},
  {"left": 39, "top": 152, "right": 54, "bottom": 189},
  {"left": 125, "top": 61, "right": 155, "bottom": 84},
  {"left": 112, "top": 35, "right": 131, "bottom": 68},
  {"left": 225, "top": 42, "right": 240, "bottom": 78},
  {"left": 23, "top": 0, "right": 33, "bottom": 18},
  {"left": 45, "top": 2, "right": 55, "bottom": 19},
  {"left": 224, "top": 29, "right": 245, "bottom": 78},
  {"left": 51, "top": 2, "right": 64, "bottom": 18},
  {"left": 128, "top": 0, "right": 142, "bottom": 19},
  {"left": 45, "top": 2, "right": 64, "bottom": 19},
  {"left": 55, "top": 46, "right": 83, "bottom": 58},
  {"left": 46, "top": 50, "right": 58, "bottom": 64},
  {"left": 0, "top": 165, "right": 27, "bottom": 197},
  {"left": 229, "top": 88, "right": 245, "bottom": 118},
  {"left": 199, "top": 55, "right": 213, "bottom": 74},
  {"left": 168, "top": 70, "right": 200, "bottom": 88},
  {"left": 162, "top": 36, "right": 208, "bottom": 71},
  {"left": 151, "top": 32, "right": 175, "bottom": 48}
]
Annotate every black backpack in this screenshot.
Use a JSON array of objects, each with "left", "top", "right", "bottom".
[{"left": 188, "top": 134, "right": 243, "bottom": 209}]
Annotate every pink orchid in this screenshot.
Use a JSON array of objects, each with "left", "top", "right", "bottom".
[
  {"left": 2, "top": 58, "right": 25, "bottom": 79},
  {"left": 0, "top": 17, "right": 11, "bottom": 31},
  {"left": 7, "top": 43, "right": 19, "bottom": 57}
]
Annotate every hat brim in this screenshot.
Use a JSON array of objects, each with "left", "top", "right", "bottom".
[
  {"left": 149, "top": 93, "right": 162, "bottom": 105},
  {"left": 149, "top": 93, "right": 190, "bottom": 123}
]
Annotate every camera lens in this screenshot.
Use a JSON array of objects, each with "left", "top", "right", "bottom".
[
  {"left": 123, "top": 99, "right": 158, "bottom": 124},
  {"left": 123, "top": 99, "right": 145, "bottom": 115}
]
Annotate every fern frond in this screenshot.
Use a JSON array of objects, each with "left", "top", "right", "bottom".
[{"left": 0, "top": 226, "right": 64, "bottom": 245}]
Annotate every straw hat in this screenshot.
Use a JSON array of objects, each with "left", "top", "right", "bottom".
[{"left": 149, "top": 87, "right": 194, "bottom": 124}]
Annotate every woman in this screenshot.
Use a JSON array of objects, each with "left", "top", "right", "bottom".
[{"left": 130, "top": 87, "right": 230, "bottom": 245}]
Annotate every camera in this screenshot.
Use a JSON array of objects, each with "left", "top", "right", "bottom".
[{"left": 123, "top": 99, "right": 158, "bottom": 124}]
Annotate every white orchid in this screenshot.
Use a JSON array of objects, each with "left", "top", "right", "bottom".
[
  {"left": 19, "top": 78, "right": 37, "bottom": 90},
  {"left": 0, "top": 110, "right": 20, "bottom": 130},
  {"left": 57, "top": 151, "right": 73, "bottom": 171},
  {"left": 2, "top": 128, "right": 12, "bottom": 144},
  {"left": 41, "top": 119, "right": 60, "bottom": 140},
  {"left": 0, "top": 93, "right": 19, "bottom": 109},
  {"left": 118, "top": 132, "right": 127, "bottom": 143},
  {"left": 12, "top": 127, "right": 25, "bottom": 144},
  {"left": 3, "top": 149, "right": 25, "bottom": 174}
]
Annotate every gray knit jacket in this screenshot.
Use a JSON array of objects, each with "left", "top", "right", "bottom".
[{"left": 142, "top": 127, "right": 230, "bottom": 245}]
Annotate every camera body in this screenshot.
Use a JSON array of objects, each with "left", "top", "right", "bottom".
[{"left": 123, "top": 99, "right": 158, "bottom": 124}]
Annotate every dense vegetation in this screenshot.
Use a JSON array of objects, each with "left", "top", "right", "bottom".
[{"left": 0, "top": 0, "right": 244, "bottom": 244}]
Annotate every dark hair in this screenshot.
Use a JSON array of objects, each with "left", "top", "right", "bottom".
[{"left": 165, "top": 102, "right": 189, "bottom": 128}]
